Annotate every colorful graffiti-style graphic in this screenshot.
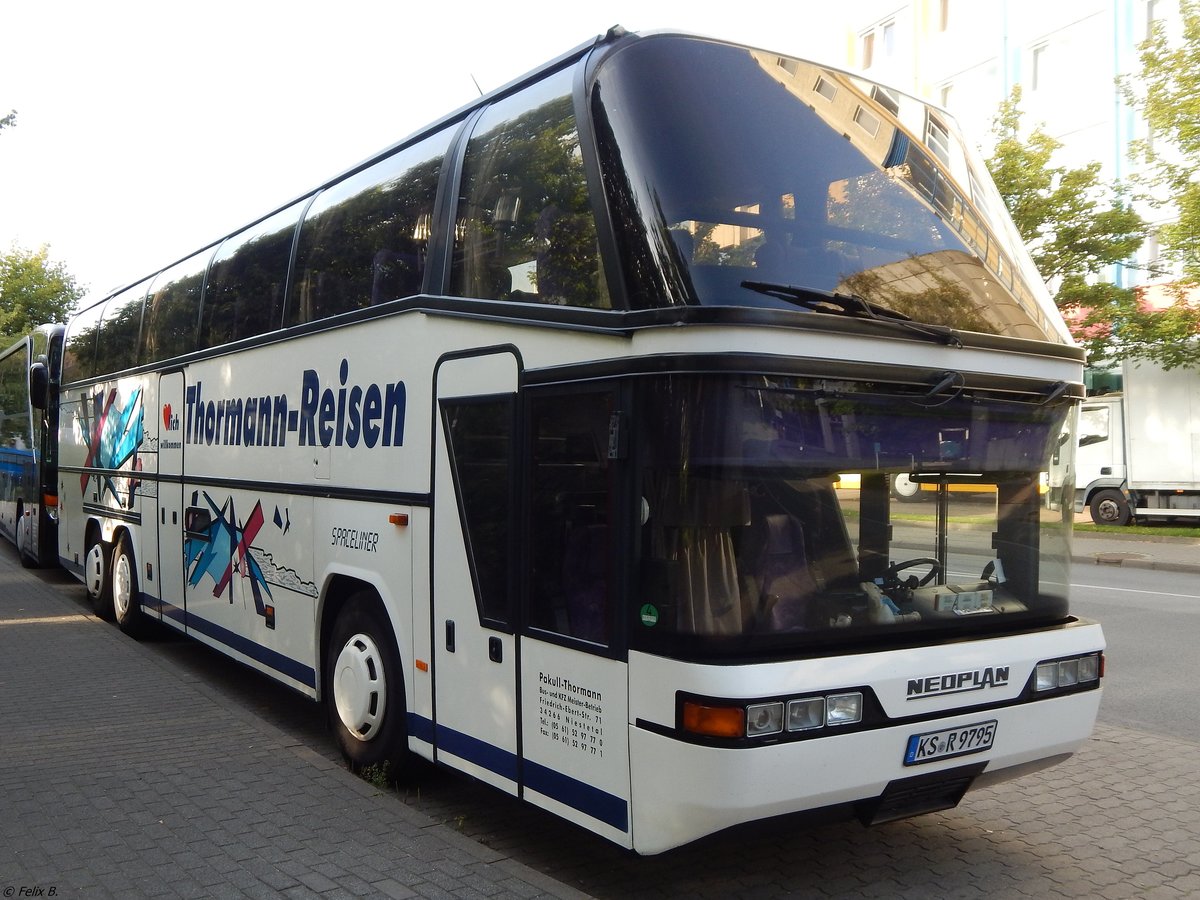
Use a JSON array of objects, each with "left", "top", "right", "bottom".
[
  {"left": 79, "top": 387, "right": 144, "bottom": 507},
  {"left": 185, "top": 492, "right": 274, "bottom": 620}
]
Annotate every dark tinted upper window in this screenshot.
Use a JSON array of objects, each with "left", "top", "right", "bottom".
[
  {"left": 0, "top": 342, "right": 31, "bottom": 449},
  {"left": 442, "top": 397, "right": 514, "bottom": 625},
  {"left": 527, "top": 390, "right": 614, "bottom": 645},
  {"left": 288, "top": 131, "right": 451, "bottom": 326},
  {"left": 95, "top": 281, "right": 150, "bottom": 374},
  {"left": 62, "top": 302, "right": 103, "bottom": 384},
  {"left": 142, "top": 252, "right": 211, "bottom": 363},
  {"left": 591, "top": 37, "right": 1067, "bottom": 342},
  {"left": 203, "top": 202, "right": 305, "bottom": 348},
  {"left": 451, "top": 69, "right": 609, "bottom": 309}
]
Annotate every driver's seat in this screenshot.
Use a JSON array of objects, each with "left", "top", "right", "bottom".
[{"left": 748, "top": 513, "right": 817, "bottom": 630}]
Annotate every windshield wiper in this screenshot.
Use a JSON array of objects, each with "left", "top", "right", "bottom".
[{"left": 741, "top": 280, "right": 963, "bottom": 347}]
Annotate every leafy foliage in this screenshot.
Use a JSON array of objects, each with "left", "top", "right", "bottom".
[
  {"left": 1124, "top": 0, "right": 1200, "bottom": 280},
  {"left": 986, "top": 87, "right": 1149, "bottom": 362},
  {"left": 0, "top": 244, "right": 84, "bottom": 345},
  {"left": 1116, "top": 0, "right": 1200, "bottom": 368},
  {"left": 0, "top": 110, "right": 15, "bottom": 132}
]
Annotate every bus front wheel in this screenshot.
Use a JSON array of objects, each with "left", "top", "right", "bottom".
[
  {"left": 85, "top": 533, "right": 114, "bottom": 619},
  {"left": 325, "top": 594, "right": 409, "bottom": 776}
]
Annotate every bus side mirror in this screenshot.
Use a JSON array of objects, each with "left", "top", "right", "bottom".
[{"left": 29, "top": 362, "right": 49, "bottom": 411}]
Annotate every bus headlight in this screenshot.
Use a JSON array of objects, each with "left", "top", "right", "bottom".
[
  {"left": 680, "top": 687, "right": 870, "bottom": 741},
  {"left": 826, "top": 692, "right": 863, "bottom": 726},
  {"left": 787, "top": 697, "right": 825, "bottom": 731},
  {"left": 1077, "top": 654, "right": 1100, "bottom": 683},
  {"left": 746, "top": 702, "right": 784, "bottom": 736},
  {"left": 1034, "top": 652, "right": 1103, "bottom": 694}
]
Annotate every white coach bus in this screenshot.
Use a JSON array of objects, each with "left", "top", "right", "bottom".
[{"left": 56, "top": 30, "right": 1103, "bottom": 853}]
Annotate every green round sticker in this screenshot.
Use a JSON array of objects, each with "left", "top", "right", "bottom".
[{"left": 639, "top": 603, "right": 659, "bottom": 627}]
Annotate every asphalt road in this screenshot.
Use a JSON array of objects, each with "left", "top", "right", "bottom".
[{"left": 1069, "top": 563, "right": 1200, "bottom": 743}]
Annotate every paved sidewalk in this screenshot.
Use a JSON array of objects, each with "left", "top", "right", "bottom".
[
  {"left": 0, "top": 551, "right": 583, "bottom": 900},
  {"left": 1072, "top": 527, "right": 1200, "bottom": 574}
]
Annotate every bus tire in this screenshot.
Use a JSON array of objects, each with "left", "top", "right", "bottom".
[
  {"left": 85, "top": 531, "right": 114, "bottom": 620},
  {"left": 325, "top": 593, "right": 409, "bottom": 776},
  {"left": 111, "top": 533, "right": 147, "bottom": 637},
  {"left": 15, "top": 504, "right": 37, "bottom": 568},
  {"left": 891, "top": 473, "right": 923, "bottom": 502},
  {"left": 1089, "top": 488, "right": 1131, "bottom": 526}
]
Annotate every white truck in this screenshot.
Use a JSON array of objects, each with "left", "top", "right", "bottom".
[{"left": 1076, "top": 359, "right": 1200, "bottom": 525}]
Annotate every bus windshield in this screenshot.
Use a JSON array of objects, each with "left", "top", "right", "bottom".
[
  {"left": 593, "top": 36, "right": 1067, "bottom": 344},
  {"left": 631, "top": 373, "right": 1076, "bottom": 655}
]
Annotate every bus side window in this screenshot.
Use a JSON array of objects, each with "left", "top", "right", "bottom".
[
  {"left": 95, "top": 281, "right": 150, "bottom": 374},
  {"left": 201, "top": 201, "right": 305, "bottom": 348},
  {"left": 141, "top": 251, "right": 211, "bottom": 364},
  {"left": 527, "top": 391, "right": 613, "bottom": 645},
  {"left": 450, "top": 69, "right": 610, "bottom": 310},
  {"left": 287, "top": 129, "right": 452, "bottom": 327},
  {"left": 0, "top": 343, "right": 30, "bottom": 448},
  {"left": 62, "top": 302, "right": 103, "bottom": 384},
  {"left": 442, "top": 396, "right": 514, "bottom": 626}
]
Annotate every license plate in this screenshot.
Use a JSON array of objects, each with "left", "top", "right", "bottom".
[{"left": 904, "top": 719, "right": 997, "bottom": 766}]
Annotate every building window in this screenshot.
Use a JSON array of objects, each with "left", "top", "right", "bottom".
[
  {"left": 882, "top": 20, "right": 896, "bottom": 57},
  {"left": 926, "top": 114, "right": 952, "bottom": 164},
  {"left": 872, "top": 85, "right": 901, "bottom": 116},
  {"left": 1031, "top": 43, "right": 1048, "bottom": 91},
  {"left": 814, "top": 75, "right": 838, "bottom": 101},
  {"left": 854, "top": 106, "right": 881, "bottom": 137},
  {"left": 1146, "top": 230, "right": 1163, "bottom": 278},
  {"left": 862, "top": 19, "right": 896, "bottom": 70}
]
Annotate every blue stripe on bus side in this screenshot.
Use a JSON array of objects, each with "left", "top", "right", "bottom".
[
  {"left": 434, "top": 722, "right": 520, "bottom": 782},
  {"left": 523, "top": 759, "right": 629, "bottom": 833},
  {"left": 125, "top": 605, "right": 627, "bottom": 832},
  {"left": 407, "top": 712, "right": 435, "bottom": 744},
  {"left": 150, "top": 594, "right": 317, "bottom": 688},
  {"left": 410, "top": 714, "right": 628, "bottom": 833}
]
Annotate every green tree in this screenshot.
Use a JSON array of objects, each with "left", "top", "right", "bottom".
[
  {"left": 1125, "top": 0, "right": 1200, "bottom": 278},
  {"left": 986, "top": 87, "right": 1146, "bottom": 362},
  {"left": 0, "top": 244, "right": 85, "bottom": 344},
  {"left": 0, "top": 110, "right": 15, "bottom": 132},
  {"left": 1117, "top": 0, "right": 1200, "bottom": 369}
]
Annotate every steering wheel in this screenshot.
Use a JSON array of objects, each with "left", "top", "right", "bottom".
[{"left": 886, "top": 557, "right": 942, "bottom": 589}]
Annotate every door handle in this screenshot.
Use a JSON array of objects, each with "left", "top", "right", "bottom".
[{"left": 445, "top": 620, "right": 455, "bottom": 653}]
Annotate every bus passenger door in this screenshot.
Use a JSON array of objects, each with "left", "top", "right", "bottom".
[
  {"left": 517, "top": 387, "right": 632, "bottom": 848},
  {"left": 432, "top": 351, "right": 521, "bottom": 795},
  {"left": 155, "top": 371, "right": 186, "bottom": 626}
]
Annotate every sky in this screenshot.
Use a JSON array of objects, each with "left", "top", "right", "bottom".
[{"left": 0, "top": 1, "right": 852, "bottom": 303}]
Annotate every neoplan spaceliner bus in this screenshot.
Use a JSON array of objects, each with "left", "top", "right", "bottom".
[{"left": 53, "top": 28, "right": 1104, "bottom": 853}]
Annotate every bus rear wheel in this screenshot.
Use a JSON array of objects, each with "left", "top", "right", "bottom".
[
  {"left": 112, "top": 533, "right": 146, "bottom": 637},
  {"left": 85, "top": 532, "right": 114, "bottom": 619},
  {"left": 325, "top": 594, "right": 409, "bottom": 777}
]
